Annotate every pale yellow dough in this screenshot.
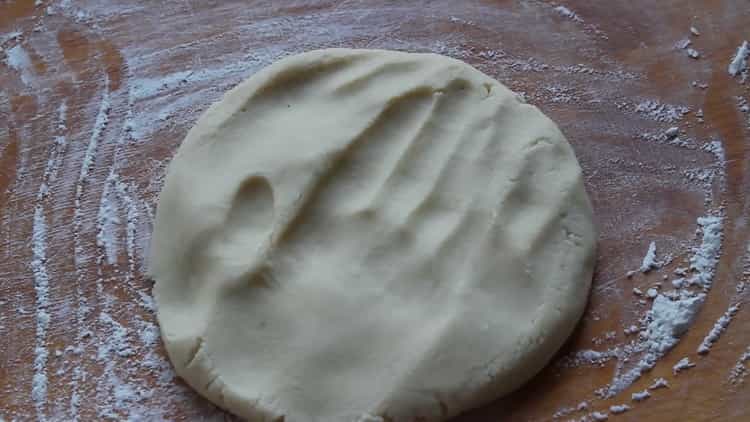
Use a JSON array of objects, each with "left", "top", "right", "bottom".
[{"left": 151, "top": 49, "right": 596, "bottom": 422}]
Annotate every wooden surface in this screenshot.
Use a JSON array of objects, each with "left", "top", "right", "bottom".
[{"left": 1, "top": 0, "right": 749, "bottom": 420}]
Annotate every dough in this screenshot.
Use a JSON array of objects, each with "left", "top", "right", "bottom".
[{"left": 151, "top": 49, "right": 596, "bottom": 422}]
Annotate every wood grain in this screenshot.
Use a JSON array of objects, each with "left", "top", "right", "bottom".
[{"left": 1, "top": 1, "right": 748, "bottom": 421}]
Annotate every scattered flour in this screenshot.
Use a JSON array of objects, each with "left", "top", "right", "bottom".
[
  {"left": 673, "top": 356, "right": 696, "bottom": 374},
  {"left": 702, "top": 139, "right": 726, "bottom": 164},
  {"left": 30, "top": 101, "right": 68, "bottom": 420},
  {"left": 70, "top": 75, "right": 112, "bottom": 419},
  {"left": 728, "top": 347, "right": 750, "bottom": 385},
  {"left": 552, "top": 406, "right": 575, "bottom": 419},
  {"left": 728, "top": 41, "right": 748, "bottom": 76},
  {"left": 4, "top": 44, "right": 34, "bottom": 86},
  {"left": 606, "top": 293, "right": 705, "bottom": 396},
  {"left": 697, "top": 303, "right": 741, "bottom": 354},
  {"left": 676, "top": 39, "right": 691, "bottom": 50},
  {"left": 664, "top": 126, "right": 679, "bottom": 139},
  {"left": 0, "top": 30, "right": 22, "bottom": 44},
  {"left": 75, "top": 75, "right": 111, "bottom": 209},
  {"left": 590, "top": 411, "right": 608, "bottom": 421},
  {"left": 639, "top": 241, "right": 661, "bottom": 272},
  {"left": 624, "top": 325, "right": 640, "bottom": 336},
  {"left": 737, "top": 96, "right": 749, "bottom": 113},
  {"left": 554, "top": 5, "right": 583, "bottom": 23},
  {"left": 688, "top": 216, "right": 723, "bottom": 288},
  {"left": 635, "top": 100, "right": 690, "bottom": 123},
  {"left": 649, "top": 377, "right": 669, "bottom": 390},
  {"left": 609, "top": 404, "right": 630, "bottom": 414},
  {"left": 97, "top": 173, "right": 122, "bottom": 265},
  {"left": 631, "top": 389, "right": 650, "bottom": 402},
  {"left": 560, "top": 348, "right": 617, "bottom": 368}
]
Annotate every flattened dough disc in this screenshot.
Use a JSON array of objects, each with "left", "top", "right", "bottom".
[{"left": 151, "top": 49, "right": 596, "bottom": 422}]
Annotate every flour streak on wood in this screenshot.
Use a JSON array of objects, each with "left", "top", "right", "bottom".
[{"left": 1, "top": 0, "right": 749, "bottom": 421}]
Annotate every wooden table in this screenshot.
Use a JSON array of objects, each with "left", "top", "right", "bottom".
[{"left": 1, "top": 1, "right": 748, "bottom": 420}]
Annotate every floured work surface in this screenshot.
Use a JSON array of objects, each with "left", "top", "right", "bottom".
[{"left": 1, "top": 1, "right": 749, "bottom": 421}]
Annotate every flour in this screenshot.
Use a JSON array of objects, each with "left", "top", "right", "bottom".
[
  {"left": 590, "top": 411, "right": 608, "bottom": 421},
  {"left": 75, "top": 75, "right": 111, "bottom": 208},
  {"left": 552, "top": 406, "right": 575, "bottom": 419},
  {"left": 560, "top": 348, "right": 617, "bottom": 368},
  {"left": 31, "top": 201, "right": 50, "bottom": 420},
  {"left": 540, "top": 84, "right": 580, "bottom": 104},
  {"left": 97, "top": 312, "right": 135, "bottom": 359},
  {"left": 675, "top": 39, "right": 691, "bottom": 50},
  {"left": 631, "top": 389, "right": 650, "bottom": 401},
  {"left": 697, "top": 303, "right": 740, "bottom": 354},
  {"left": 0, "top": 30, "right": 22, "bottom": 44},
  {"left": 606, "top": 293, "right": 705, "bottom": 396},
  {"left": 664, "top": 126, "right": 679, "bottom": 139},
  {"left": 609, "top": 404, "right": 629, "bottom": 414},
  {"left": 126, "top": 56, "right": 275, "bottom": 140},
  {"left": 728, "top": 41, "right": 748, "bottom": 76},
  {"left": 648, "top": 377, "right": 669, "bottom": 389},
  {"left": 702, "top": 139, "right": 726, "bottom": 164},
  {"left": 115, "top": 181, "right": 139, "bottom": 273},
  {"left": 29, "top": 101, "right": 69, "bottom": 420},
  {"left": 728, "top": 347, "right": 750, "bottom": 385},
  {"left": 4, "top": 44, "right": 34, "bottom": 86},
  {"left": 624, "top": 325, "right": 639, "bottom": 335},
  {"left": 639, "top": 241, "right": 661, "bottom": 272},
  {"left": 70, "top": 75, "right": 112, "bottom": 419},
  {"left": 634, "top": 100, "right": 690, "bottom": 123},
  {"left": 554, "top": 6, "right": 583, "bottom": 23},
  {"left": 688, "top": 216, "right": 723, "bottom": 288},
  {"left": 736, "top": 97, "right": 750, "bottom": 123},
  {"left": 672, "top": 356, "right": 695, "bottom": 374},
  {"left": 96, "top": 173, "right": 122, "bottom": 265}
]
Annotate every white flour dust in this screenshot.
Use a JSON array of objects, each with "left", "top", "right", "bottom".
[
  {"left": 30, "top": 101, "right": 69, "bottom": 419},
  {"left": 586, "top": 206, "right": 725, "bottom": 399},
  {"left": 648, "top": 377, "right": 669, "bottom": 390},
  {"left": 698, "top": 304, "right": 741, "bottom": 354},
  {"left": 672, "top": 356, "right": 695, "bottom": 374},
  {"left": 608, "top": 404, "right": 629, "bottom": 414},
  {"left": 4, "top": 44, "right": 34, "bottom": 86},
  {"left": 606, "top": 292, "right": 705, "bottom": 396},
  {"left": 75, "top": 75, "right": 111, "bottom": 212},
  {"left": 728, "top": 347, "right": 750, "bottom": 385},
  {"left": 728, "top": 41, "right": 748, "bottom": 77},
  {"left": 554, "top": 6, "right": 583, "bottom": 23},
  {"left": 688, "top": 216, "right": 723, "bottom": 288},
  {"left": 630, "top": 389, "right": 650, "bottom": 402},
  {"left": 96, "top": 173, "right": 122, "bottom": 265},
  {"left": 590, "top": 411, "right": 608, "bottom": 421},
  {"left": 639, "top": 241, "right": 661, "bottom": 273},
  {"left": 634, "top": 99, "right": 690, "bottom": 123}
]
